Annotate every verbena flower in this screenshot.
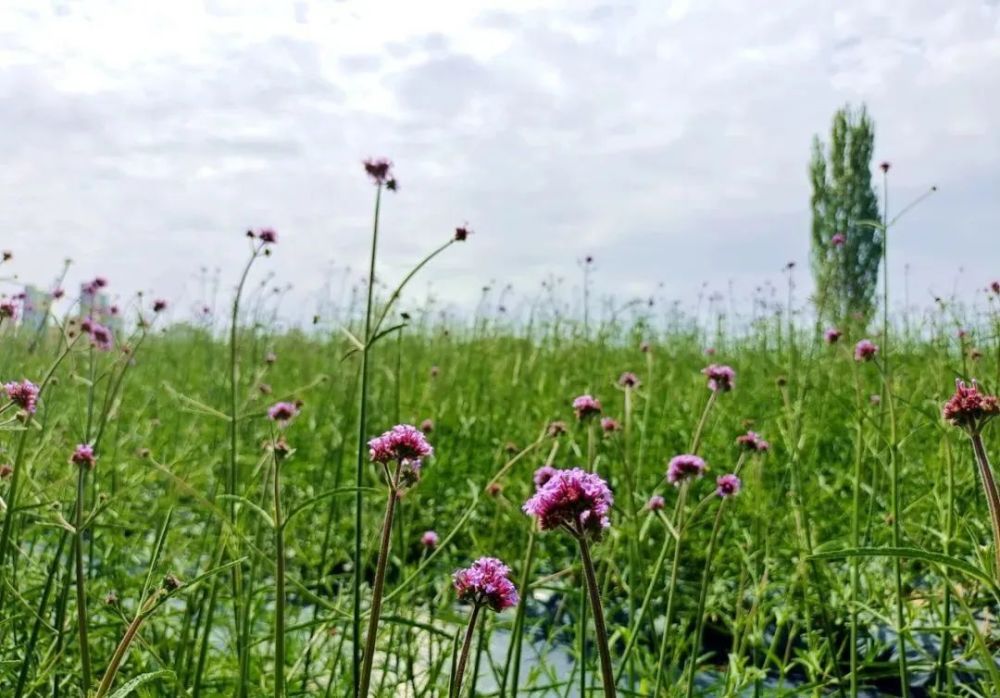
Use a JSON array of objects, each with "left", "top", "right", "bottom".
[
  {"left": 4, "top": 379, "right": 39, "bottom": 414},
  {"left": 831, "top": 232, "right": 846, "bottom": 247},
  {"left": 523, "top": 467, "right": 613, "bottom": 538},
  {"left": 854, "top": 339, "right": 878, "bottom": 362},
  {"left": 546, "top": 420, "right": 567, "bottom": 437},
  {"left": 572, "top": 394, "right": 602, "bottom": 420},
  {"left": 600, "top": 417, "right": 620, "bottom": 433},
  {"left": 716, "top": 473, "right": 741, "bottom": 498},
  {"left": 824, "top": 327, "right": 842, "bottom": 344},
  {"left": 421, "top": 530, "right": 439, "bottom": 548},
  {"left": 647, "top": 494, "right": 665, "bottom": 511},
  {"left": 943, "top": 379, "right": 1000, "bottom": 435},
  {"left": 267, "top": 401, "right": 300, "bottom": 425},
  {"left": 454, "top": 226, "right": 471, "bottom": 241},
  {"left": 420, "top": 418, "right": 434, "bottom": 433},
  {"left": 667, "top": 454, "right": 707, "bottom": 485},
  {"left": 453, "top": 557, "right": 519, "bottom": 612},
  {"left": 84, "top": 318, "right": 114, "bottom": 351},
  {"left": 152, "top": 299, "right": 167, "bottom": 313},
  {"left": 71, "top": 443, "right": 96, "bottom": 469},
  {"left": 533, "top": 464, "right": 558, "bottom": 489},
  {"left": 702, "top": 364, "right": 735, "bottom": 392},
  {"left": 368, "top": 424, "right": 433, "bottom": 464},
  {"left": 618, "top": 372, "right": 640, "bottom": 389},
  {"left": 258, "top": 229, "right": 277, "bottom": 244},
  {"left": 364, "top": 157, "right": 395, "bottom": 185},
  {"left": 736, "top": 431, "right": 770, "bottom": 453},
  {"left": 0, "top": 300, "right": 17, "bottom": 319}
]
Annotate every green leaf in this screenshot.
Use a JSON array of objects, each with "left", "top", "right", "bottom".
[
  {"left": 107, "top": 669, "right": 175, "bottom": 698},
  {"left": 809, "top": 546, "right": 998, "bottom": 593}
]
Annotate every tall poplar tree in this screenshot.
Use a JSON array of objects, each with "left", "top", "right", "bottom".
[{"left": 810, "top": 105, "right": 882, "bottom": 325}]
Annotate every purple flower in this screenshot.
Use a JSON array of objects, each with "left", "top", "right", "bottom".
[
  {"left": 267, "top": 401, "right": 300, "bottom": 425},
  {"left": 533, "top": 465, "right": 558, "bottom": 489},
  {"left": 152, "top": 299, "right": 167, "bottom": 313},
  {"left": 421, "top": 530, "right": 439, "bottom": 548},
  {"left": 824, "top": 328, "right": 842, "bottom": 344},
  {"left": 667, "top": 454, "right": 707, "bottom": 486},
  {"left": 600, "top": 417, "right": 620, "bottom": 433},
  {"left": 453, "top": 557, "right": 519, "bottom": 612},
  {"left": 523, "top": 467, "right": 613, "bottom": 538},
  {"left": 258, "top": 229, "right": 278, "bottom": 244},
  {"left": 364, "top": 157, "right": 395, "bottom": 185},
  {"left": 715, "top": 473, "right": 741, "bottom": 498},
  {"left": 735, "top": 431, "right": 770, "bottom": 453},
  {"left": 702, "top": 364, "right": 735, "bottom": 392},
  {"left": 4, "top": 380, "right": 39, "bottom": 414},
  {"left": 831, "top": 233, "right": 846, "bottom": 247},
  {"left": 854, "top": 339, "right": 878, "bottom": 362},
  {"left": 52, "top": 288, "right": 65, "bottom": 300},
  {"left": 83, "top": 318, "right": 114, "bottom": 351},
  {"left": 647, "top": 495, "right": 665, "bottom": 511},
  {"left": 618, "top": 372, "right": 640, "bottom": 389},
  {"left": 71, "top": 443, "right": 96, "bottom": 469},
  {"left": 368, "top": 424, "right": 433, "bottom": 464},
  {"left": 991, "top": 281, "right": 1000, "bottom": 295},
  {"left": 943, "top": 379, "right": 1000, "bottom": 434},
  {"left": 420, "top": 418, "right": 434, "bottom": 433},
  {"left": 879, "top": 161, "right": 891, "bottom": 173},
  {"left": 572, "top": 394, "right": 602, "bottom": 420},
  {"left": 454, "top": 226, "right": 471, "bottom": 242},
  {"left": 0, "top": 300, "right": 17, "bottom": 320}
]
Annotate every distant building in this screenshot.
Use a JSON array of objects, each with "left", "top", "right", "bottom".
[{"left": 21, "top": 285, "right": 50, "bottom": 331}]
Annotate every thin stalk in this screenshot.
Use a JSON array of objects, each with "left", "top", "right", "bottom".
[
  {"left": 73, "top": 464, "right": 93, "bottom": 690},
  {"left": 691, "top": 390, "right": 718, "bottom": 454},
  {"left": 274, "top": 447, "right": 286, "bottom": 697},
  {"left": 849, "top": 363, "right": 865, "bottom": 698},
  {"left": 354, "top": 183, "right": 383, "bottom": 695},
  {"left": 577, "top": 535, "right": 616, "bottom": 698},
  {"left": 654, "top": 481, "right": 689, "bottom": 694},
  {"left": 15, "top": 530, "right": 68, "bottom": 698},
  {"left": 935, "top": 438, "right": 955, "bottom": 694},
  {"left": 94, "top": 595, "right": 159, "bottom": 698},
  {"left": 0, "top": 424, "right": 31, "bottom": 574},
  {"left": 451, "top": 604, "right": 482, "bottom": 697},
  {"left": 501, "top": 528, "right": 536, "bottom": 697},
  {"left": 970, "top": 433, "right": 1000, "bottom": 578},
  {"left": 684, "top": 501, "right": 727, "bottom": 697}
]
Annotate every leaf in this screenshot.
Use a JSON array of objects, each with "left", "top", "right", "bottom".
[
  {"left": 809, "top": 546, "right": 998, "bottom": 593},
  {"left": 217, "top": 494, "right": 274, "bottom": 529},
  {"left": 107, "top": 669, "right": 175, "bottom": 698}
]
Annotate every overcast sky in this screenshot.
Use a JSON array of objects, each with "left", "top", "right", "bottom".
[{"left": 2, "top": 1, "right": 999, "bottom": 324}]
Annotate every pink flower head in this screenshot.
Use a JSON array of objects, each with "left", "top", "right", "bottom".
[
  {"left": 454, "top": 226, "right": 471, "bottom": 242},
  {"left": 831, "top": 233, "right": 846, "bottom": 247},
  {"left": 0, "top": 300, "right": 17, "bottom": 319},
  {"left": 368, "top": 424, "right": 433, "bottom": 464},
  {"left": 647, "top": 494, "right": 665, "bottom": 511},
  {"left": 453, "top": 557, "right": 519, "bottom": 612},
  {"left": 702, "top": 364, "right": 735, "bottom": 392},
  {"left": 267, "top": 401, "right": 300, "bottom": 425},
  {"left": 258, "top": 229, "right": 277, "bottom": 244},
  {"left": 824, "top": 328, "right": 842, "bottom": 344},
  {"left": 82, "top": 318, "right": 114, "bottom": 351},
  {"left": 943, "top": 379, "right": 1000, "bottom": 434},
  {"left": 421, "top": 530, "right": 439, "bottom": 548},
  {"left": 736, "top": 431, "right": 770, "bottom": 453},
  {"left": 4, "top": 380, "right": 39, "bottom": 414},
  {"left": 990, "top": 281, "right": 1000, "bottom": 295},
  {"left": 533, "top": 464, "right": 558, "bottom": 489},
  {"left": 716, "top": 473, "right": 741, "bottom": 498},
  {"left": 420, "top": 418, "right": 434, "bottom": 433},
  {"left": 854, "top": 339, "right": 878, "bottom": 362},
  {"left": 152, "top": 299, "right": 167, "bottom": 313},
  {"left": 363, "top": 157, "right": 395, "bottom": 185},
  {"left": 71, "top": 443, "right": 96, "bottom": 469},
  {"left": 600, "top": 417, "right": 620, "bottom": 433},
  {"left": 667, "top": 454, "right": 707, "bottom": 485},
  {"left": 522, "top": 467, "right": 613, "bottom": 538},
  {"left": 572, "top": 394, "right": 602, "bottom": 420},
  {"left": 618, "top": 372, "right": 640, "bottom": 389}
]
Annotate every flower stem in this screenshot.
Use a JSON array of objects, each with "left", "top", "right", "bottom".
[
  {"left": 690, "top": 390, "right": 718, "bottom": 454},
  {"left": 451, "top": 603, "right": 482, "bottom": 697},
  {"left": 94, "top": 595, "right": 159, "bottom": 698},
  {"left": 577, "top": 535, "right": 616, "bottom": 698},
  {"left": 684, "top": 501, "right": 727, "bottom": 697},
  {"left": 970, "top": 433, "right": 1000, "bottom": 579},
  {"left": 73, "top": 465, "right": 93, "bottom": 690},
  {"left": 358, "top": 471, "right": 398, "bottom": 697},
  {"left": 273, "top": 450, "right": 286, "bottom": 698},
  {"left": 654, "top": 481, "right": 689, "bottom": 694},
  {"left": 501, "top": 528, "right": 536, "bottom": 697}
]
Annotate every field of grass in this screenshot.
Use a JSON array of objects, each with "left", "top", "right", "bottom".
[{"left": 2, "top": 231, "right": 1000, "bottom": 698}]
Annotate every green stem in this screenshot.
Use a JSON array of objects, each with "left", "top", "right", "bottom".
[
  {"left": 577, "top": 535, "right": 616, "bottom": 698},
  {"left": 970, "top": 433, "right": 1000, "bottom": 579},
  {"left": 274, "top": 450, "right": 286, "bottom": 697},
  {"left": 653, "top": 481, "right": 689, "bottom": 694},
  {"left": 684, "top": 501, "right": 727, "bottom": 697},
  {"left": 73, "top": 465, "right": 93, "bottom": 690},
  {"left": 451, "top": 604, "right": 482, "bottom": 698},
  {"left": 502, "top": 529, "right": 536, "bottom": 697}
]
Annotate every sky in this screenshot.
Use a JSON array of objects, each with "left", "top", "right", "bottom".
[{"left": 2, "top": 0, "right": 999, "bottom": 325}]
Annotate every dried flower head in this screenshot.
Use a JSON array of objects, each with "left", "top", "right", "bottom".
[
  {"left": 991, "top": 281, "right": 1000, "bottom": 295},
  {"left": 716, "top": 473, "right": 742, "bottom": 498},
  {"left": 600, "top": 417, "right": 620, "bottom": 433},
  {"left": 486, "top": 482, "right": 503, "bottom": 497},
  {"left": 572, "top": 394, "right": 602, "bottom": 420},
  {"left": 667, "top": 454, "right": 707, "bottom": 485},
  {"left": 943, "top": 379, "right": 1000, "bottom": 434},
  {"left": 71, "top": 443, "right": 96, "bottom": 469},
  {"left": 736, "top": 431, "right": 770, "bottom": 453},
  {"left": 546, "top": 420, "right": 567, "bottom": 438},
  {"left": 854, "top": 339, "right": 878, "bottom": 362},
  {"left": 420, "top": 418, "right": 434, "bottom": 434},
  {"left": 258, "top": 229, "right": 277, "bottom": 244},
  {"left": 0, "top": 464, "right": 12, "bottom": 480},
  {"left": 453, "top": 557, "right": 519, "bottom": 612},
  {"left": 879, "top": 161, "right": 891, "bottom": 173},
  {"left": 618, "top": 372, "right": 640, "bottom": 389},
  {"left": 0, "top": 300, "right": 17, "bottom": 320},
  {"left": 368, "top": 424, "right": 433, "bottom": 464},
  {"left": 152, "top": 299, "right": 167, "bottom": 313},
  {"left": 702, "top": 364, "right": 735, "bottom": 392},
  {"left": 162, "top": 574, "right": 182, "bottom": 592},
  {"left": 454, "top": 226, "right": 471, "bottom": 242},
  {"left": 4, "top": 379, "right": 39, "bottom": 414},
  {"left": 364, "top": 157, "right": 395, "bottom": 185},
  {"left": 522, "top": 467, "right": 613, "bottom": 538}
]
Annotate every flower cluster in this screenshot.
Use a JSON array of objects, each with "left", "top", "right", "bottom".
[
  {"left": 267, "top": 401, "right": 300, "bottom": 426},
  {"left": 71, "top": 443, "right": 96, "bottom": 469},
  {"left": 702, "top": 364, "right": 735, "bottom": 392},
  {"left": 4, "top": 379, "right": 39, "bottom": 414},
  {"left": 600, "top": 417, "right": 620, "bottom": 433},
  {"left": 453, "top": 557, "right": 519, "bottom": 612},
  {"left": 667, "top": 454, "right": 707, "bottom": 485},
  {"left": 364, "top": 158, "right": 397, "bottom": 189},
  {"left": 647, "top": 494, "right": 665, "bottom": 511},
  {"left": 854, "top": 339, "right": 878, "bottom": 362},
  {"left": 81, "top": 317, "right": 114, "bottom": 351},
  {"left": 546, "top": 420, "right": 568, "bottom": 437},
  {"left": 368, "top": 424, "right": 434, "bottom": 464},
  {"left": 824, "top": 327, "right": 842, "bottom": 344},
  {"left": 572, "top": 394, "right": 602, "bottom": 420},
  {"left": 0, "top": 300, "right": 17, "bottom": 320},
  {"left": 943, "top": 380, "right": 1000, "bottom": 434},
  {"left": 533, "top": 464, "right": 558, "bottom": 489},
  {"left": 82, "top": 277, "right": 108, "bottom": 297},
  {"left": 618, "top": 372, "right": 640, "bottom": 389},
  {"left": 523, "top": 467, "right": 613, "bottom": 538},
  {"left": 716, "top": 474, "right": 742, "bottom": 498},
  {"left": 421, "top": 530, "right": 439, "bottom": 548},
  {"left": 736, "top": 431, "right": 770, "bottom": 453}
]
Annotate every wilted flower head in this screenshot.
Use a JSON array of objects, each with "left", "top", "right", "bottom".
[
  {"left": 364, "top": 157, "right": 395, "bottom": 185},
  {"left": 879, "top": 161, "right": 891, "bottom": 173},
  {"left": 152, "top": 299, "right": 167, "bottom": 313},
  {"left": 600, "top": 417, "right": 620, "bottom": 433},
  {"left": 824, "top": 327, "right": 842, "bottom": 344},
  {"left": 368, "top": 424, "right": 433, "bottom": 464},
  {"left": 618, "top": 372, "right": 640, "bottom": 389},
  {"left": 1, "top": 250, "right": 11, "bottom": 262},
  {"left": 419, "top": 418, "right": 434, "bottom": 434},
  {"left": 704, "top": 347, "right": 716, "bottom": 356},
  {"left": 430, "top": 365, "right": 440, "bottom": 379},
  {"left": 486, "top": 482, "right": 503, "bottom": 497},
  {"left": 454, "top": 226, "right": 471, "bottom": 242},
  {"left": 533, "top": 464, "right": 558, "bottom": 489},
  {"left": 0, "top": 464, "right": 12, "bottom": 480},
  {"left": 4, "top": 380, "right": 39, "bottom": 414},
  {"left": 854, "top": 339, "right": 878, "bottom": 362},
  {"left": 736, "top": 431, "right": 770, "bottom": 453},
  {"left": 647, "top": 494, "right": 665, "bottom": 511},
  {"left": 572, "top": 394, "right": 602, "bottom": 420},
  {"left": 52, "top": 288, "right": 65, "bottom": 300},
  {"left": 0, "top": 300, "right": 17, "bottom": 320},
  {"left": 991, "top": 281, "right": 1000, "bottom": 295},
  {"left": 702, "top": 364, "right": 736, "bottom": 392},
  {"left": 943, "top": 379, "right": 1000, "bottom": 434},
  {"left": 162, "top": 574, "right": 182, "bottom": 592},
  {"left": 546, "top": 420, "right": 567, "bottom": 438},
  {"left": 421, "top": 530, "right": 439, "bottom": 548},
  {"left": 830, "top": 233, "right": 846, "bottom": 247},
  {"left": 667, "top": 454, "right": 707, "bottom": 485},
  {"left": 716, "top": 473, "right": 742, "bottom": 498},
  {"left": 870, "top": 394, "right": 882, "bottom": 405},
  {"left": 71, "top": 443, "right": 96, "bottom": 469},
  {"left": 522, "top": 467, "right": 613, "bottom": 538},
  {"left": 640, "top": 341, "right": 651, "bottom": 353},
  {"left": 453, "top": 557, "right": 519, "bottom": 612},
  {"left": 267, "top": 401, "right": 300, "bottom": 425},
  {"left": 265, "top": 351, "right": 277, "bottom": 365}
]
